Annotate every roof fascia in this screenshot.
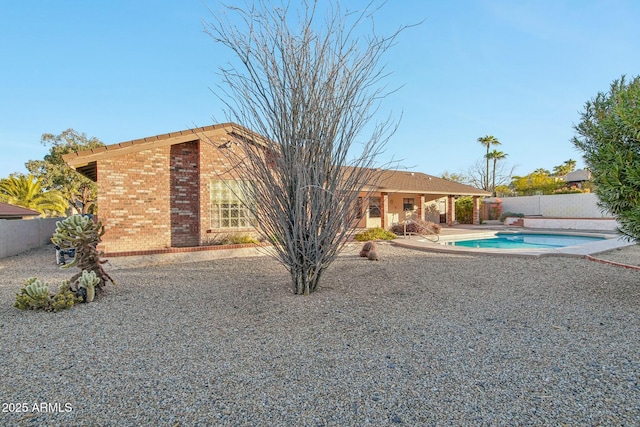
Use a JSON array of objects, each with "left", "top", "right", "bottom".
[{"left": 62, "top": 123, "right": 243, "bottom": 168}]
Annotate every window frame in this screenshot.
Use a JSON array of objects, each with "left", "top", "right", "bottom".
[{"left": 210, "top": 180, "right": 254, "bottom": 229}]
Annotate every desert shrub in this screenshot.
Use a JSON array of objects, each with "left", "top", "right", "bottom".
[
  {"left": 498, "top": 212, "right": 524, "bottom": 222},
  {"left": 14, "top": 277, "right": 81, "bottom": 312},
  {"left": 207, "top": 233, "right": 260, "bottom": 245},
  {"left": 390, "top": 220, "right": 441, "bottom": 236},
  {"left": 354, "top": 227, "right": 397, "bottom": 242}
]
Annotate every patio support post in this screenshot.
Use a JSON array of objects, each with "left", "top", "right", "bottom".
[
  {"left": 446, "top": 195, "right": 456, "bottom": 226},
  {"left": 418, "top": 194, "right": 425, "bottom": 220},
  {"left": 380, "top": 192, "right": 389, "bottom": 228},
  {"left": 472, "top": 196, "right": 481, "bottom": 225}
]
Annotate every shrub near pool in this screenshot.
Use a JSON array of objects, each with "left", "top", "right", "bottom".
[{"left": 354, "top": 227, "right": 397, "bottom": 242}]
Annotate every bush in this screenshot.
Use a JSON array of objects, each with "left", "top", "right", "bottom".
[
  {"left": 498, "top": 212, "right": 524, "bottom": 222},
  {"left": 572, "top": 75, "right": 640, "bottom": 240},
  {"left": 390, "top": 220, "right": 441, "bottom": 236},
  {"left": 207, "top": 233, "right": 260, "bottom": 245},
  {"left": 455, "top": 196, "right": 474, "bottom": 224},
  {"left": 552, "top": 186, "right": 586, "bottom": 195},
  {"left": 354, "top": 227, "right": 397, "bottom": 242}
]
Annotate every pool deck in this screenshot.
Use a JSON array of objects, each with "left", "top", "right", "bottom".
[{"left": 391, "top": 224, "right": 635, "bottom": 258}]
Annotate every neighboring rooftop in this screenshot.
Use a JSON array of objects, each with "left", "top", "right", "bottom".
[
  {"left": 563, "top": 169, "right": 592, "bottom": 183},
  {"left": 0, "top": 202, "right": 41, "bottom": 219}
]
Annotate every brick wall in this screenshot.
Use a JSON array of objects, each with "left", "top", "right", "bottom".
[
  {"left": 198, "top": 137, "right": 255, "bottom": 243},
  {"left": 98, "top": 148, "right": 172, "bottom": 253},
  {"left": 96, "top": 135, "right": 255, "bottom": 253},
  {"left": 170, "top": 142, "right": 199, "bottom": 247}
]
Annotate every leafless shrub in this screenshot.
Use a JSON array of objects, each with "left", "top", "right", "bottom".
[{"left": 204, "top": 1, "right": 409, "bottom": 294}]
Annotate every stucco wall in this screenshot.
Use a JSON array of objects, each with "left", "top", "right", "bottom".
[
  {"left": 499, "top": 193, "right": 611, "bottom": 218},
  {"left": 524, "top": 217, "right": 618, "bottom": 231},
  {"left": 0, "top": 217, "right": 62, "bottom": 259}
]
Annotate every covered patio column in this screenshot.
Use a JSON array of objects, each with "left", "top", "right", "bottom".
[
  {"left": 380, "top": 192, "right": 389, "bottom": 228},
  {"left": 472, "top": 196, "right": 481, "bottom": 225},
  {"left": 417, "top": 194, "right": 425, "bottom": 220},
  {"left": 446, "top": 195, "right": 456, "bottom": 226}
]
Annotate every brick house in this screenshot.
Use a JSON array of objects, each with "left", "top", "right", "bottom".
[{"left": 64, "top": 123, "right": 489, "bottom": 256}]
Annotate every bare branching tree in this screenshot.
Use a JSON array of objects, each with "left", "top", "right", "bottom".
[
  {"left": 204, "top": 1, "right": 405, "bottom": 294},
  {"left": 465, "top": 158, "right": 515, "bottom": 191}
]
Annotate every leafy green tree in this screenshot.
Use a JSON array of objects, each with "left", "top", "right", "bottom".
[
  {"left": 572, "top": 75, "right": 640, "bottom": 240},
  {"left": 0, "top": 174, "right": 67, "bottom": 217},
  {"left": 511, "top": 170, "right": 562, "bottom": 195},
  {"left": 494, "top": 184, "right": 513, "bottom": 197},
  {"left": 25, "top": 129, "right": 104, "bottom": 214},
  {"left": 486, "top": 149, "right": 507, "bottom": 196},
  {"left": 477, "top": 135, "right": 501, "bottom": 190}
]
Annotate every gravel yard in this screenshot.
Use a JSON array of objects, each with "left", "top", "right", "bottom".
[{"left": 1, "top": 243, "right": 639, "bottom": 426}]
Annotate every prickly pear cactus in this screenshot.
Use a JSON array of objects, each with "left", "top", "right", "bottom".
[{"left": 51, "top": 215, "right": 114, "bottom": 295}]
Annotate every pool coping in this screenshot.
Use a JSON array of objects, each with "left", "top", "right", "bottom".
[{"left": 391, "top": 229, "right": 635, "bottom": 258}]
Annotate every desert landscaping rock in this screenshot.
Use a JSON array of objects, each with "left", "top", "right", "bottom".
[{"left": 1, "top": 243, "right": 639, "bottom": 426}]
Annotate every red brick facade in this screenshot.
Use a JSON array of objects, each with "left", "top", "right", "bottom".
[
  {"left": 95, "top": 130, "right": 247, "bottom": 254},
  {"left": 98, "top": 148, "right": 172, "bottom": 253},
  {"left": 170, "top": 142, "right": 200, "bottom": 247}
]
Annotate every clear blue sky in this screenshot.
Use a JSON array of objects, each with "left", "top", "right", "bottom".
[{"left": 1, "top": 0, "right": 639, "bottom": 181}]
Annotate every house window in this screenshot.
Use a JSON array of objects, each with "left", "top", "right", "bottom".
[
  {"left": 210, "top": 180, "right": 254, "bottom": 228},
  {"left": 403, "top": 198, "right": 415, "bottom": 212},
  {"left": 369, "top": 197, "right": 381, "bottom": 218}
]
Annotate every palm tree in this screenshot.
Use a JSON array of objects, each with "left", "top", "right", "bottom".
[
  {"left": 552, "top": 159, "right": 578, "bottom": 177},
  {"left": 0, "top": 174, "right": 68, "bottom": 217},
  {"left": 477, "top": 135, "right": 501, "bottom": 191},
  {"left": 486, "top": 150, "right": 508, "bottom": 196},
  {"left": 533, "top": 168, "right": 550, "bottom": 175}
]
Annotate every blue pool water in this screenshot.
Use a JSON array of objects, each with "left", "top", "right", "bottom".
[{"left": 444, "top": 233, "right": 605, "bottom": 249}]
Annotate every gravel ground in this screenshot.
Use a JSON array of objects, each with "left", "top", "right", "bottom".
[
  {"left": 593, "top": 243, "right": 640, "bottom": 267},
  {"left": 1, "top": 243, "right": 639, "bottom": 426}
]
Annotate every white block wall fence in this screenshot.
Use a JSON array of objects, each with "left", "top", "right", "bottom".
[
  {"left": 0, "top": 217, "right": 62, "bottom": 259},
  {"left": 486, "top": 193, "right": 619, "bottom": 231},
  {"left": 498, "top": 193, "right": 610, "bottom": 218}
]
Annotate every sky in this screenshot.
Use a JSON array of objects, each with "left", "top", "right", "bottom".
[{"left": 1, "top": 0, "right": 639, "bottom": 181}]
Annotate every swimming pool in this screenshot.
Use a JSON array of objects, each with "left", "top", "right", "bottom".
[{"left": 442, "top": 233, "right": 606, "bottom": 249}]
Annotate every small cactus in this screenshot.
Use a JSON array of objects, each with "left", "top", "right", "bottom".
[
  {"left": 78, "top": 270, "right": 100, "bottom": 302},
  {"left": 23, "top": 277, "right": 49, "bottom": 298},
  {"left": 15, "top": 278, "right": 80, "bottom": 312}
]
